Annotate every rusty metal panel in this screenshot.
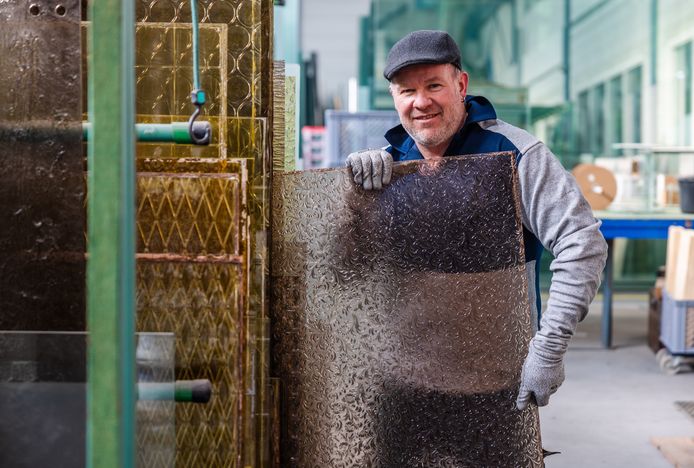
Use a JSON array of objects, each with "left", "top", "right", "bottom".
[
  {"left": 271, "top": 154, "right": 543, "bottom": 467},
  {"left": 0, "top": 0, "right": 85, "bottom": 330}
]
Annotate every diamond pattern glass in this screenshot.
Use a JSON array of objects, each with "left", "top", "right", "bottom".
[
  {"left": 137, "top": 262, "right": 243, "bottom": 466},
  {"left": 271, "top": 154, "right": 543, "bottom": 467},
  {"left": 136, "top": 171, "right": 245, "bottom": 466},
  {"left": 137, "top": 173, "right": 241, "bottom": 256}
]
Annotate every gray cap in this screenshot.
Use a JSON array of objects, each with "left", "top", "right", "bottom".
[{"left": 383, "top": 30, "right": 461, "bottom": 81}]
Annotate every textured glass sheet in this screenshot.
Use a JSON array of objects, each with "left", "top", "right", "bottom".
[
  {"left": 271, "top": 154, "right": 543, "bottom": 467},
  {"left": 136, "top": 171, "right": 244, "bottom": 467},
  {"left": 0, "top": 332, "right": 175, "bottom": 468},
  {"left": 136, "top": 0, "right": 270, "bottom": 118},
  {"left": 135, "top": 23, "right": 228, "bottom": 119},
  {"left": 283, "top": 66, "right": 299, "bottom": 172},
  {"left": 137, "top": 173, "right": 241, "bottom": 256},
  {"left": 0, "top": 0, "right": 85, "bottom": 330},
  {"left": 136, "top": 333, "right": 176, "bottom": 468},
  {"left": 81, "top": 22, "right": 229, "bottom": 158},
  {"left": 137, "top": 262, "right": 243, "bottom": 467},
  {"left": 272, "top": 61, "right": 285, "bottom": 173}
]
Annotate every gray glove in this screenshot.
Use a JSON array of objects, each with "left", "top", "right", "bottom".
[
  {"left": 516, "top": 334, "right": 567, "bottom": 410},
  {"left": 346, "top": 149, "right": 393, "bottom": 190}
]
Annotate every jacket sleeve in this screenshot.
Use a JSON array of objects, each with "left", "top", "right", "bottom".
[{"left": 517, "top": 142, "right": 608, "bottom": 348}]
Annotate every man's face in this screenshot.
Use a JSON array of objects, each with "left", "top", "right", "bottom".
[{"left": 390, "top": 63, "right": 469, "bottom": 154}]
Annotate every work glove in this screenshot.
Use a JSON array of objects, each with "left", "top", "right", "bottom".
[
  {"left": 516, "top": 334, "right": 567, "bottom": 410},
  {"left": 346, "top": 149, "right": 393, "bottom": 190}
]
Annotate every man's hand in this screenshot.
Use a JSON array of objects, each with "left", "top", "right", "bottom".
[
  {"left": 346, "top": 149, "right": 393, "bottom": 190},
  {"left": 516, "top": 336, "right": 566, "bottom": 410}
]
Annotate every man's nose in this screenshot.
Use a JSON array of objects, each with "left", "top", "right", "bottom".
[{"left": 413, "top": 92, "right": 432, "bottom": 109}]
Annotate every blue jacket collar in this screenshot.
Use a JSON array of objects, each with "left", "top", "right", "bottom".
[{"left": 384, "top": 95, "right": 497, "bottom": 154}]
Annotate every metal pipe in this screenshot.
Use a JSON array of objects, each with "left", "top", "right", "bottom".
[
  {"left": 0, "top": 121, "right": 211, "bottom": 144},
  {"left": 137, "top": 379, "right": 212, "bottom": 403},
  {"left": 82, "top": 121, "right": 211, "bottom": 143}
]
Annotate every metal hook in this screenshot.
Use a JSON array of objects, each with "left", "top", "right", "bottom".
[{"left": 188, "top": 89, "right": 211, "bottom": 145}]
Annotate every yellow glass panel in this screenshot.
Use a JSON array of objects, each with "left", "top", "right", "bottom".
[
  {"left": 135, "top": 116, "right": 265, "bottom": 163},
  {"left": 136, "top": 173, "right": 241, "bottom": 256},
  {"left": 135, "top": 23, "right": 228, "bottom": 119},
  {"left": 136, "top": 169, "right": 248, "bottom": 466},
  {"left": 136, "top": 0, "right": 268, "bottom": 118},
  {"left": 137, "top": 261, "right": 242, "bottom": 466}
]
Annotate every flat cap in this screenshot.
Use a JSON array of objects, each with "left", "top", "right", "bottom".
[{"left": 383, "top": 30, "right": 461, "bottom": 81}]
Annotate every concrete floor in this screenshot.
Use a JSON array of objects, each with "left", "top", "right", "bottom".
[{"left": 541, "top": 293, "right": 694, "bottom": 468}]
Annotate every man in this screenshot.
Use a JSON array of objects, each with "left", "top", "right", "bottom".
[{"left": 347, "top": 30, "right": 607, "bottom": 412}]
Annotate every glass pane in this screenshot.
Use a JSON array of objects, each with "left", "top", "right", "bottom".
[
  {"left": 0, "top": 332, "right": 175, "bottom": 468},
  {"left": 137, "top": 263, "right": 243, "bottom": 466},
  {"left": 136, "top": 333, "right": 176, "bottom": 467},
  {"left": 0, "top": 0, "right": 85, "bottom": 331},
  {"left": 135, "top": 166, "right": 246, "bottom": 465},
  {"left": 136, "top": 0, "right": 270, "bottom": 118},
  {"left": 271, "top": 154, "right": 542, "bottom": 467}
]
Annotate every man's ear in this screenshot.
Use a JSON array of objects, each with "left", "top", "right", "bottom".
[{"left": 459, "top": 71, "right": 469, "bottom": 99}]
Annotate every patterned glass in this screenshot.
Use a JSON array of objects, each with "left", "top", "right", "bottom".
[
  {"left": 137, "top": 262, "right": 242, "bottom": 467},
  {"left": 136, "top": 172, "right": 245, "bottom": 466},
  {"left": 136, "top": 333, "right": 177, "bottom": 468},
  {"left": 283, "top": 66, "right": 299, "bottom": 172},
  {"left": 137, "top": 173, "right": 241, "bottom": 256},
  {"left": 136, "top": 0, "right": 271, "bottom": 118},
  {"left": 0, "top": 332, "right": 175, "bottom": 467},
  {"left": 127, "top": 2, "right": 274, "bottom": 464},
  {"left": 272, "top": 60, "right": 285, "bottom": 172},
  {"left": 271, "top": 153, "right": 543, "bottom": 467},
  {"left": 0, "top": 0, "right": 85, "bottom": 330}
]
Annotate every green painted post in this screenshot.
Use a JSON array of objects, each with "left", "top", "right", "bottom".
[{"left": 86, "top": 0, "right": 136, "bottom": 466}]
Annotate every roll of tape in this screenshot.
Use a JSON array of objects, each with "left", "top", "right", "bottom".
[{"left": 571, "top": 163, "right": 617, "bottom": 211}]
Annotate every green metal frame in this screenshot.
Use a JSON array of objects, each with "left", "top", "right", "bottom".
[{"left": 87, "top": 0, "right": 136, "bottom": 466}]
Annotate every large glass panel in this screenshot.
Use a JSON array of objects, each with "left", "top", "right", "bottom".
[
  {"left": 271, "top": 154, "right": 542, "bottom": 467},
  {"left": 578, "top": 90, "right": 591, "bottom": 155},
  {"left": 609, "top": 74, "right": 623, "bottom": 154},
  {"left": 136, "top": 0, "right": 271, "bottom": 118},
  {"left": 0, "top": 0, "right": 85, "bottom": 330},
  {"left": 627, "top": 65, "right": 643, "bottom": 144},
  {"left": 0, "top": 332, "right": 175, "bottom": 467},
  {"left": 593, "top": 83, "right": 606, "bottom": 156},
  {"left": 675, "top": 41, "right": 692, "bottom": 145},
  {"left": 136, "top": 172, "right": 245, "bottom": 466}
]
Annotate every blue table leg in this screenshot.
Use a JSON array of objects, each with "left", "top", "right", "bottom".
[{"left": 602, "top": 238, "right": 614, "bottom": 348}]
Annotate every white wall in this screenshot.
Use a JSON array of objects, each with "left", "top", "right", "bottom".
[
  {"left": 300, "top": 0, "right": 372, "bottom": 110},
  {"left": 570, "top": 0, "right": 649, "bottom": 100}
]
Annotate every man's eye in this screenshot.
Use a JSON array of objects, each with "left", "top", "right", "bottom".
[
  {"left": 401, "top": 89, "right": 414, "bottom": 95},
  {"left": 429, "top": 83, "right": 442, "bottom": 90}
]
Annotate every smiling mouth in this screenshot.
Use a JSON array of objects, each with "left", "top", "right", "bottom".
[{"left": 413, "top": 113, "right": 440, "bottom": 121}]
